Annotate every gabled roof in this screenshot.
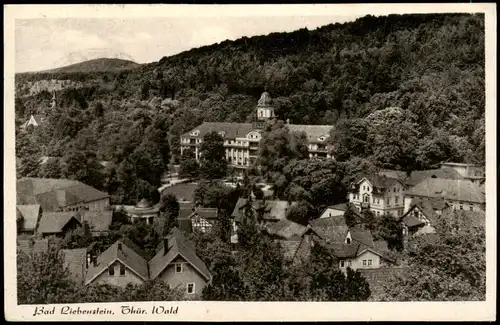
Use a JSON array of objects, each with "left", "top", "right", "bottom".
[
  {"left": 357, "top": 175, "right": 403, "bottom": 191},
  {"left": 189, "top": 207, "right": 218, "bottom": 220},
  {"left": 231, "top": 198, "right": 297, "bottom": 222},
  {"left": 18, "top": 239, "right": 49, "bottom": 256},
  {"left": 85, "top": 238, "right": 149, "bottom": 285},
  {"left": 17, "top": 178, "right": 109, "bottom": 211},
  {"left": 60, "top": 248, "right": 87, "bottom": 285},
  {"left": 16, "top": 204, "right": 41, "bottom": 230},
  {"left": 406, "top": 178, "right": 485, "bottom": 203},
  {"left": 37, "top": 211, "right": 81, "bottom": 234},
  {"left": 32, "top": 115, "right": 44, "bottom": 125},
  {"left": 309, "top": 215, "right": 349, "bottom": 244},
  {"left": 79, "top": 210, "right": 113, "bottom": 233},
  {"left": 148, "top": 228, "right": 211, "bottom": 281},
  {"left": 401, "top": 211, "right": 426, "bottom": 228},
  {"left": 348, "top": 227, "right": 375, "bottom": 248},
  {"left": 379, "top": 168, "right": 465, "bottom": 187},
  {"left": 264, "top": 219, "right": 310, "bottom": 240}
]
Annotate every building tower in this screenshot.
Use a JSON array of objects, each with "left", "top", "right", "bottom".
[
  {"left": 256, "top": 91, "right": 275, "bottom": 121},
  {"left": 253, "top": 91, "right": 276, "bottom": 130}
]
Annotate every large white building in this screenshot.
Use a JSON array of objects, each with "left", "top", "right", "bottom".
[{"left": 180, "top": 92, "right": 334, "bottom": 171}]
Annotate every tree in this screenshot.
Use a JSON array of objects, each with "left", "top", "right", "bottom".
[
  {"left": 202, "top": 239, "right": 248, "bottom": 300},
  {"left": 344, "top": 204, "right": 358, "bottom": 228},
  {"left": 199, "top": 132, "right": 228, "bottom": 180},
  {"left": 17, "top": 245, "right": 77, "bottom": 304},
  {"left": 373, "top": 213, "right": 403, "bottom": 251},
  {"left": 159, "top": 194, "right": 180, "bottom": 236},
  {"left": 179, "top": 149, "right": 200, "bottom": 180},
  {"left": 362, "top": 209, "right": 377, "bottom": 231},
  {"left": 39, "top": 158, "right": 62, "bottom": 178},
  {"left": 377, "top": 210, "right": 485, "bottom": 301}
]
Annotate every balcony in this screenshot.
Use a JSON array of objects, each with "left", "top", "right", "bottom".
[{"left": 361, "top": 202, "right": 370, "bottom": 209}]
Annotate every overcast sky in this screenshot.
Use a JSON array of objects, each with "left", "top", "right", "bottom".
[{"left": 15, "top": 15, "right": 362, "bottom": 73}]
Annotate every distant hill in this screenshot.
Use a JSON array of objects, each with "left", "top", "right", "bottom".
[{"left": 38, "top": 58, "right": 141, "bottom": 74}]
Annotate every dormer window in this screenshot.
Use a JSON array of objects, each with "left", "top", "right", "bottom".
[
  {"left": 318, "top": 136, "right": 327, "bottom": 142},
  {"left": 218, "top": 131, "right": 225, "bottom": 137},
  {"left": 190, "top": 130, "right": 200, "bottom": 136}
]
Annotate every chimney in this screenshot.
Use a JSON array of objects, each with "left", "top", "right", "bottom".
[
  {"left": 163, "top": 237, "right": 169, "bottom": 255},
  {"left": 86, "top": 252, "right": 91, "bottom": 268},
  {"left": 117, "top": 242, "right": 122, "bottom": 251}
]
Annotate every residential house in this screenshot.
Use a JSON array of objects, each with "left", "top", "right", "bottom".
[
  {"left": 85, "top": 230, "right": 212, "bottom": 297},
  {"left": 60, "top": 248, "right": 88, "bottom": 285},
  {"left": 349, "top": 175, "right": 407, "bottom": 218},
  {"left": 378, "top": 167, "right": 465, "bottom": 188},
  {"left": 17, "top": 239, "right": 49, "bottom": 257},
  {"left": 148, "top": 228, "right": 212, "bottom": 297},
  {"left": 85, "top": 238, "right": 150, "bottom": 287},
  {"left": 404, "top": 178, "right": 485, "bottom": 213},
  {"left": 439, "top": 162, "right": 485, "bottom": 185},
  {"left": 16, "top": 204, "right": 42, "bottom": 235},
  {"left": 400, "top": 197, "right": 449, "bottom": 239},
  {"left": 180, "top": 92, "right": 334, "bottom": 174},
  {"left": 36, "top": 210, "right": 112, "bottom": 237},
  {"left": 17, "top": 178, "right": 111, "bottom": 212},
  {"left": 318, "top": 202, "right": 363, "bottom": 220},
  {"left": 188, "top": 207, "right": 218, "bottom": 233},
  {"left": 309, "top": 215, "right": 393, "bottom": 271},
  {"left": 231, "top": 198, "right": 298, "bottom": 242},
  {"left": 20, "top": 114, "right": 45, "bottom": 130}
]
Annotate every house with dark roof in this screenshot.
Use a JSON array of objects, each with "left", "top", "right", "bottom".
[
  {"left": 404, "top": 178, "right": 485, "bottom": 213},
  {"left": 148, "top": 228, "right": 212, "bottom": 297},
  {"left": 17, "top": 238, "right": 49, "bottom": 257},
  {"left": 37, "top": 210, "right": 113, "bottom": 237},
  {"left": 84, "top": 230, "right": 211, "bottom": 297},
  {"left": 348, "top": 175, "right": 407, "bottom": 218},
  {"left": 60, "top": 248, "right": 87, "bottom": 285},
  {"left": 17, "top": 177, "right": 110, "bottom": 213},
  {"left": 308, "top": 214, "right": 393, "bottom": 270},
  {"left": 180, "top": 92, "right": 334, "bottom": 174},
  {"left": 378, "top": 167, "right": 465, "bottom": 188},
  {"left": 400, "top": 197, "right": 448, "bottom": 239},
  {"left": 188, "top": 207, "right": 218, "bottom": 233},
  {"left": 16, "top": 204, "right": 42, "bottom": 234}
]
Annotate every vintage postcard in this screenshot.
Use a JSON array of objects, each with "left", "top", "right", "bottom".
[{"left": 3, "top": 3, "right": 497, "bottom": 321}]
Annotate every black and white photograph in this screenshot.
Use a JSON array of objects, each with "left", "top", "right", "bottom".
[{"left": 3, "top": 3, "right": 496, "bottom": 322}]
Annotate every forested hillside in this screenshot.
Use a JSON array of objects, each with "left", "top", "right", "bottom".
[{"left": 15, "top": 13, "right": 485, "bottom": 204}]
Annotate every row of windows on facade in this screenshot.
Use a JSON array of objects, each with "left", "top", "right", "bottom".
[
  {"left": 108, "top": 263, "right": 196, "bottom": 294},
  {"left": 353, "top": 194, "right": 401, "bottom": 205},
  {"left": 339, "top": 259, "right": 373, "bottom": 268},
  {"left": 362, "top": 185, "right": 403, "bottom": 193}
]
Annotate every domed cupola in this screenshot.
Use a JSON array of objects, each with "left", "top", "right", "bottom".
[{"left": 256, "top": 91, "right": 275, "bottom": 121}]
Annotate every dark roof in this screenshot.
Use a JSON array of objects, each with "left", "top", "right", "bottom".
[
  {"left": 358, "top": 175, "right": 401, "bottom": 190},
  {"left": 309, "top": 215, "right": 348, "bottom": 244},
  {"left": 37, "top": 212, "right": 81, "bottom": 234},
  {"left": 264, "top": 219, "right": 309, "bottom": 240},
  {"left": 60, "top": 248, "right": 87, "bottom": 285},
  {"left": 287, "top": 124, "right": 333, "bottom": 143},
  {"left": 79, "top": 210, "right": 113, "bottom": 233},
  {"left": 406, "top": 178, "right": 485, "bottom": 203},
  {"left": 181, "top": 122, "right": 255, "bottom": 139},
  {"left": 85, "top": 238, "right": 149, "bottom": 285},
  {"left": 16, "top": 205, "right": 41, "bottom": 230},
  {"left": 17, "top": 178, "right": 109, "bottom": 211},
  {"left": 349, "top": 228, "right": 375, "bottom": 248},
  {"left": 329, "top": 243, "right": 362, "bottom": 258},
  {"left": 401, "top": 212, "right": 426, "bottom": 228},
  {"left": 18, "top": 239, "right": 49, "bottom": 256},
  {"left": 231, "top": 198, "right": 297, "bottom": 222},
  {"left": 148, "top": 228, "right": 211, "bottom": 281},
  {"left": 379, "top": 168, "right": 465, "bottom": 187},
  {"left": 190, "top": 207, "right": 218, "bottom": 220}
]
